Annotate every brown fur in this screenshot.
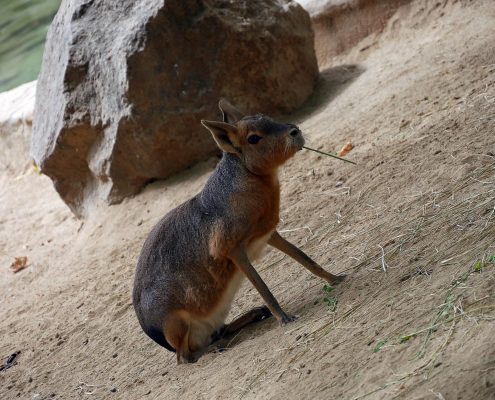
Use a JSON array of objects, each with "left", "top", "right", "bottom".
[{"left": 132, "top": 99, "right": 345, "bottom": 364}]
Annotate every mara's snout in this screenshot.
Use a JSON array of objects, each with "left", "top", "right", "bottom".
[
  {"left": 288, "top": 125, "right": 305, "bottom": 150},
  {"left": 133, "top": 99, "right": 346, "bottom": 364}
]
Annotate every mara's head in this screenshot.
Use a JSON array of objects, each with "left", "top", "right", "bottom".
[{"left": 201, "top": 99, "right": 305, "bottom": 175}]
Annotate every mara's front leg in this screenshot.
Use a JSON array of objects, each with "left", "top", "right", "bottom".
[
  {"left": 229, "top": 247, "right": 296, "bottom": 325},
  {"left": 268, "top": 231, "right": 346, "bottom": 285}
]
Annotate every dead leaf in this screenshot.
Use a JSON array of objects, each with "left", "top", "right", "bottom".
[
  {"left": 10, "top": 256, "right": 28, "bottom": 273},
  {"left": 337, "top": 143, "right": 354, "bottom": 157}
]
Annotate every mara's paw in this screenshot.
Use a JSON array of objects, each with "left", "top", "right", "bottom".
[
  {"left": 326, "top": 273, "right": 346, "bottom": 285},
  {"left": 280, "top": 313, "right": 297, "bottom": 326}
]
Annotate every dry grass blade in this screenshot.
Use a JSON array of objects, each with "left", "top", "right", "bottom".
[{"left": 302, "top": 146, "right": 357, "bottom": 164}]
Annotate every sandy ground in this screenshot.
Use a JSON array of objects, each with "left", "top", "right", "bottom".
[{"left": 1, "top": 1, "right": 495, "bottom": 399}]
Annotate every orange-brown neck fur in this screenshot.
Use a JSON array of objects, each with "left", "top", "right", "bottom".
[{"left": 204, "top": 153, "right": 280, "bottom": 260}]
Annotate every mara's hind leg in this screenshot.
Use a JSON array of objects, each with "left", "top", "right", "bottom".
[
  {"left": 164, "top": 313, "right": 201, "bottom": 364},
  {"left": 212, "top": 306, "right": 272, "bottom": 343}
]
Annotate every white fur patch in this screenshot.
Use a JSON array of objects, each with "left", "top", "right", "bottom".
[
  {"left": 246, "top": 230, "right": 274, "bottom": 261},
  {"left": 188, "top": 232, "right": 272, "bottom": 349},
  {"left": 189, "top": 270, "right": 245, "bottom": 349}
]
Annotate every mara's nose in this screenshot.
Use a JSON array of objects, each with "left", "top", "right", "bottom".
[{"left": 289, "top": 127, "right": 300, "bottom": 137}]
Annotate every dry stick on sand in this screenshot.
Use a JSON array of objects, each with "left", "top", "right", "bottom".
[
  {"left": 302, "top": 146, "right": 357, "bottom": 165},
  {"left": 378, "top": 245, "right": 388, "bottom": 272}
]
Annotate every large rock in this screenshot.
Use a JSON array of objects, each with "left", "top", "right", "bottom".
[{"left": 32, "top": 0, "right": 318, "bottom": 217}]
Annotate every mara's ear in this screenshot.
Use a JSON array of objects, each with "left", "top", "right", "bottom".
[
  {"left": 218, "top": 98, "right": 244, "bottom": 124},
  {"left": 201, "top": 120, "right": 240, "bottom": 154}
]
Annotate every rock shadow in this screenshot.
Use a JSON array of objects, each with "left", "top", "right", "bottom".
[{"left": 288, "top": 64, "right": 365, "bottom": 123}]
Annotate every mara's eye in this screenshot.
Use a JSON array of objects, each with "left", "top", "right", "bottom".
[{"left": 247, "top": 135, "right": 262, "bottom": 144}]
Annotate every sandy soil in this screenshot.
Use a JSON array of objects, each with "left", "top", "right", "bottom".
[{"left": 1, "top": 1, "right": 495, "bottom": 399}]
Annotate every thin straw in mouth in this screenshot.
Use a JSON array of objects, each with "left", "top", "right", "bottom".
[{"left": 302, "top": 146, "right": 357, "bottom": 165}]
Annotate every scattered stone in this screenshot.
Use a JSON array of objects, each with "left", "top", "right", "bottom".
[{"left": 0, "top": 351, "right": 20, "bottom": 372}]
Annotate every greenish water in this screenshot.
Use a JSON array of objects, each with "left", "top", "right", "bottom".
[{"left": 0, "top": 0, "right": 61, "bottom": 93}]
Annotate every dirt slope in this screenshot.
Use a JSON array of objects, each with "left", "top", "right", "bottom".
[{"left": 1, "top": 1, "right": 494, "bottom": 399}]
